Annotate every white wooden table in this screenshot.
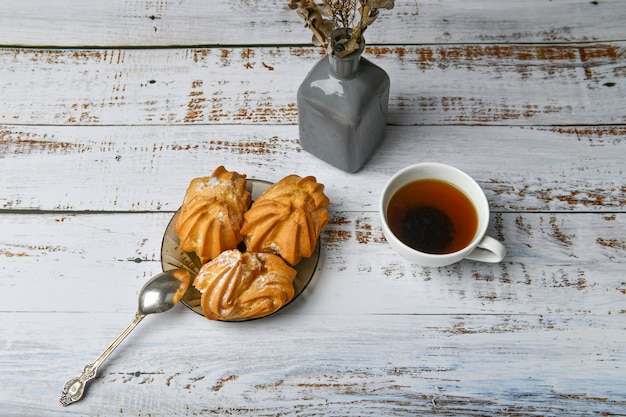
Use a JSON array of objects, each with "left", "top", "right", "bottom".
[{"left": 1, "top": 1, "right": 625, "bottom": 415}]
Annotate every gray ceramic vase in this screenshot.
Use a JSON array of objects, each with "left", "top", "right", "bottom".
[{"left": 297, "top": 31, "right": 390, "bottom": 173}]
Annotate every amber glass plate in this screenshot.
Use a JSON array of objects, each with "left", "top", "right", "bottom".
[{"left": 160, "top": 179, "right": 320, "bottom": 321}]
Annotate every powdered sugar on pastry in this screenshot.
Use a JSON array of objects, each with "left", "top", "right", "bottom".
[
  {"left": 241, "top": 175, "right": 330, "bottom": 265},
  {"left": 174, "top": 166, "right": 251, "bottom": 263},
  {"left": 193, "top": 249, "right": 297, "bottom": 320}
]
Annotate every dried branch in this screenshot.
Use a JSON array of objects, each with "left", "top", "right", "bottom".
[{"left": 289, "top": 0, "right": 396, "bottom": 56}]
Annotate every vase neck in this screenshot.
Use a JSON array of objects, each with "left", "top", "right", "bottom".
[
  {"left": 328, "top": 29, "right": 365, "bottom": 79},
  {"left": 328, "top": 47, "right": 364, "bottom": 79}
]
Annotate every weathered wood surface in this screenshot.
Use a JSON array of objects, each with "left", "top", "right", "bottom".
[
  {"left": 2, "top": 124, "right": 625, "bottom": 212},
  {"left": 1, "top": 312, "right": 624, "bottom": 416},
  {"left": 2, "top": 43, "right": 625, "bottom": 126},
  {"left": 1, "top": 0, "right": 625, "bottom": 46},
  {"left": 1, "top": 0, "right": 625, "bottom": 416},
  {"left": 2, "top": 210, "right": 625, "bottom": 315}
]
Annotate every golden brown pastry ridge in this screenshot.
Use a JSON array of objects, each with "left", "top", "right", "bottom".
[
  {"left": 174, "top": 166, "right": 251, "bottom": 263},
  {"left": 193, "top": 249, "right": 297, "bottom": 320},
  {"left": 240, "top": 174, "right": 330, "bottom": 265}
]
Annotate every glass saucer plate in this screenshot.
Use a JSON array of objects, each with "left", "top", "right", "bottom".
[{"left": 160, "top": 179, "right": 320, "bottom": 321}]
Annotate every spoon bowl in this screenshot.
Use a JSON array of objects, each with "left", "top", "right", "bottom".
[
  {"left": 138, "top": 269, "right": 191, "bottom": 315},
  {"left": 59, "top": 269, "right": 190, "bottom": 407}
]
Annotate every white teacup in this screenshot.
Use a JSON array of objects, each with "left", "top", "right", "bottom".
[{"left": 379, "top": 162, "right": 506, "bottom": 267}]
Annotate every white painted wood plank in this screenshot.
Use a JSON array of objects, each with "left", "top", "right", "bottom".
[
  {"left": 1, "top": 0, "right": 625, "bottom": 47},
  {"left": 1, "top": 312, "right": 624, "bottom": 416},
  {"left": 1, "top": 125, "right": 624, "bottom": 212},
  {"left": 2, "top": 211, "right": 624, "bottom": 316},
  {"left": 1, "top": 44, "right": 625, "bottom": 127}
]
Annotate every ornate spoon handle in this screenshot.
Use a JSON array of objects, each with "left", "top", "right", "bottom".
[{"left": 59, "top": 312, "right": 145, "bottom": 406}]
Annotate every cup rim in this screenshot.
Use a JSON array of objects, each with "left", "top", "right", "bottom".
[{"left": 379, "top": 162, "right": 490, "bottom": 262}]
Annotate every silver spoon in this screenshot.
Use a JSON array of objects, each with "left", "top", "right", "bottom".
[{"left": 59, "top": 269, "right": 191, "bottom": 406}]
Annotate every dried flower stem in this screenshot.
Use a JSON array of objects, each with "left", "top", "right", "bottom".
[{"left": 288, "top": 0, "right": 395, "bottom": 57}]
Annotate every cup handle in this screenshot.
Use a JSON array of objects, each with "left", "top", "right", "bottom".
[{"left": 465, "top": 236, "right": 506, "bottom": 263}]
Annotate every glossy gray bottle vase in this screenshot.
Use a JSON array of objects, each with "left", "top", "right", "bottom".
[{"left": 297, "top": 39, "right": 390, "bottom": 173}]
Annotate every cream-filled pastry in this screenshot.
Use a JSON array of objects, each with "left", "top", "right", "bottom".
[
  {"left": 241, "top": 175, "right": 329, "bottom": 265},
  {"left": 175, "top": 166, "right": 251, "bottom": 263},
  {"left": 193, "top": 249, "right": 297, "bottom": 320}
]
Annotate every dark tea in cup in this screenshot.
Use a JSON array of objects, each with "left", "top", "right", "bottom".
[
  {"left": 380, "top": 163, "right": 505, "bottom": 267},
  {"left": 386, "top": 179, "right": 478, "bottom": 255}
]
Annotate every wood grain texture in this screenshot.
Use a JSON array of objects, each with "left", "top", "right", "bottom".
[
  {"left": 1, "top": 43, "right": 625, "bottom": 126},
  {"left": 1, "top": 312, "right": 624, "bottom": 416},
  {"left": 1, "top": 0, "right": 625, "bottom": 47},
  {"left": 1, "top": 125, "right": 625, "bottom": 212},
  {"left": 1, "top": 211, "right": 624, "bottom": 316},
  {"left": 1, "top": 0, "right": 625, "bottom": 415}
]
